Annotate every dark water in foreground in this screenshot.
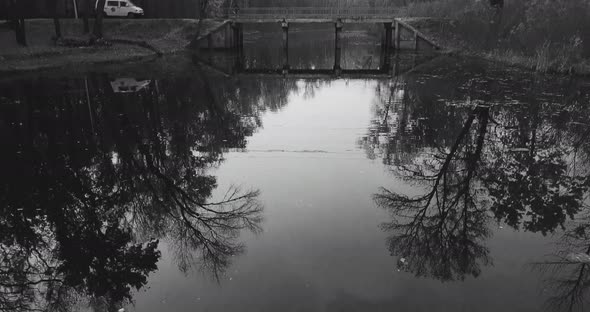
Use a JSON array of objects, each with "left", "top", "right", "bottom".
[{"left": 2, "top": 27, "right": 590, "bottom": 312}]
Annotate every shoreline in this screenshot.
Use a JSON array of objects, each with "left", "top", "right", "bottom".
[
  {"left": 0, "top": 18, "right": 224, "bottom": 74},
  {"left": 0, "top": 45, "right": 159, "bottom": 75},
  {"left": 3, "top": 18, "right": 590, "bottom": 78},
  {"left": 401, "top": 17, "right": 590, "bottom": 77}
]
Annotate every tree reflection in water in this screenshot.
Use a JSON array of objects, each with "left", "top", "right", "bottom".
[
  {"left": 374, "top": 105, "right": 492, "bottom": 281},
  {"left": 533, "top": 216, "right": 590, "bottom": 312},
  {"left": 368, "top": 67, "right": 590, "bottom": 293},
  {"left": 0, "top": 72, "right": 277, "bottom": 311}
]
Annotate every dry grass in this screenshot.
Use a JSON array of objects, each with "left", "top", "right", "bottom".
[
  {"left": 403, "top": 0, "right": 476, "bottom": 18},
  {"left": 402, "top": 0, "right": 590, "bottom": 75}
]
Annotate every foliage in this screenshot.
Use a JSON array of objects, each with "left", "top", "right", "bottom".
[
  {"left": 532, "top": 216, "right": 590, "bottom": 312},
  {"left": 404, "top": 0, "right": 476, "bottom": 18},
  {"left": 364, "top": 58, "right": 590, "bottom": 287},
  {"left": 0, "top": 69, "right": 279, "bottom": 311},
  {"left": 407, "top": 0, "right": 590, "bottom": 73}
]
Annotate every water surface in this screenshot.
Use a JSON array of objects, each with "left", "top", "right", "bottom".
[{"left": 1, "top": 28, "right": 590, "bottom": 312}]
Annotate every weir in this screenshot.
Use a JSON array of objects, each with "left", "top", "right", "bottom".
[{"left": 195, "top": 7, "right": 441, "bottom": 77}]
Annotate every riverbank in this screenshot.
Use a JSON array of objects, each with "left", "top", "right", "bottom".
[
  {"left": 0, "top": 19, "right": 224, "bottom": 73},
  {"left": 401, "top": 0, "right": 590, "bottom": 76},
  {"left": 404, "top": 18, "right": 590, "bottom": 76}
]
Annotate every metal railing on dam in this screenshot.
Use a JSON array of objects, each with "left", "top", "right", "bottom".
[{"left": 225, "top": 7, "right": 402, "bottom": 21}]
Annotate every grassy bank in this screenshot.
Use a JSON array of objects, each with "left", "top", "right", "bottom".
[
  {"left": 402, "top": 0, "right": 590, "bottom": 75},
  {"left": 0, "top": 19, "right": 223, "bottom": 73}
]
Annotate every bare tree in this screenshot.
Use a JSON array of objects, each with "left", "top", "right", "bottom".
[
  {"left": 9, "top": 0, "right": 26, "bottom": 46},
  {"left": 93, "top": 0, "right": 107, "bottom": 39},
  {"left": 80, "top": 0, "right": 91, "bottom": 33},
  {"left": 50, "top": 0, "right": 62, "bottom": 39}
]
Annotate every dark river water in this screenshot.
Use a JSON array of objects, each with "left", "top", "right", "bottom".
[{"left": 2, "top": 26, "right": 590, "bottom": 312}]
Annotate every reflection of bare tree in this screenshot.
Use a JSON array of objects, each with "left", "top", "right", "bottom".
[
  {"left": 168, "top": 188, "right": 261, "bottom": 277},
  {"left": 0, "top": 73, "right": 265, "bottom": 311},
  {"left": 358, "top": 78, "right": 416, "bottom": 166},
  {"left": 0, "top": 214, "right": 160, "bottom": 312},
  {"left": 121, "top": 86, "right": 264, "bottom": 277},
  {"left": 532, "top": 216, "right": 590, "bottom": 312},
  {"left": 480, "top": 80, "right": 588, "bottom": 235},
  {"left": 375, "top": 106, "right": 491, "bottom": 281},
  {"left": 362, "top": 63, "right": 590, "bottom": 296},
  {"left": 359, "top": 76, "right": 469, "bottom": 168},
  {"left": 130, "top": 147, "right": 263, "bottom": 277},
  {"left": 0, "top": 232, "right": 66, "bottom": 312}
]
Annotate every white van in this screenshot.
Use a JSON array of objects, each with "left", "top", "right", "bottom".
[{"left": 97, "top": 0, "right": 144, "bottom": 18}]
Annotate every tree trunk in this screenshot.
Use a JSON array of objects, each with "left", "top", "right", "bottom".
[
  {"left": 190, "top": 0, "right": 209, "bottom": 45},
  {"left": 11, "top": 20, "right": 20, "bottom": 45},
  {"left": 51, "top": 0, "right": 62, "bottom": 39},
  {"left": 81, "top": 0, "right": 90, "bottom": 33},
  {"left": 53, "top": 18, "right": 62, "bottom": 39},
  {"left": 10, "top": 0, "right": 26, "bottom": 46},
  {"left": 9, "top": 0, "right": 17, "bottom": 43},
  {"left": 78, "top": 0, "right": 91, "bottom": 33},
  {"left": 17, "top": 18, "right": 26, "bottom": 46},
  {"left": 93, "top": 0, "right": 107, "bottom": 39},
  {"left": 82, "top": 16, "right": 90, "bottom": 34}
]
